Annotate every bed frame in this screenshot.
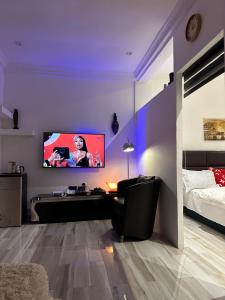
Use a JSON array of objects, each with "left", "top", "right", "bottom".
[
  {"left": 183, "top": 150, "right": 225, "bottom": 170},
  {"left": 183, "top": 150, "right": 225, "bottom": 233}
]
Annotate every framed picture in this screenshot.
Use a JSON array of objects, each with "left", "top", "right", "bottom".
[{"left": 203, "top": 119, "right": 225, "bottom": 140}]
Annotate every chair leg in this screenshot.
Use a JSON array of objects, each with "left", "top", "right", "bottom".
[{"left": 119, "top": 235, "right": 124, "bottom": 242}]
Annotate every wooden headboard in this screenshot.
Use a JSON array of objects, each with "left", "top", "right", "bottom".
[{"left": 183, "top": 151, "right": 225, "bottom": 170}]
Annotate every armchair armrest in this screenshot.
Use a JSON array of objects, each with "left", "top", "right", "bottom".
[{"left": 113, "top": 197, "right": 125, "bottom": 205}]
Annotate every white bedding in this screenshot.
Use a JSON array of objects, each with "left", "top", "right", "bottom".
[{"left": 183, "top": 186, "right": 225, "bottom": 227}]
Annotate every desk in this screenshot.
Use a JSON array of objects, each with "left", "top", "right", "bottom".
[{"left": 31, "top": 193, "right": 115, "bottom": 223}]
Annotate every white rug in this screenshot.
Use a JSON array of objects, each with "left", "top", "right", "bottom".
[{"left": 0, "top": 263, "right": 56, "bottom": 300}]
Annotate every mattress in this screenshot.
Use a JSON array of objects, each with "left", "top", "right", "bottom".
[{"left": 183, "top": 186, "right": 225, "bottom": 227}]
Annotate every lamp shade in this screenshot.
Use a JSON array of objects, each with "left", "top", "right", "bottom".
[{"left": 123, "top": 141, "right": 134, "bottom": 152}]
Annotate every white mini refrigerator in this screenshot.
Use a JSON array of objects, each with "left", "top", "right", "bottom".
[{"left": 0, "top": 174, "right": 27, "bottom": 227}]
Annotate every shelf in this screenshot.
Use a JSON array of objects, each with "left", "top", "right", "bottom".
[
  {"left": 0, "top": 129, "right": 35, "bottom": 136},
  {"left": 0, "top": 105, "right": 13, "bottom": 119}
]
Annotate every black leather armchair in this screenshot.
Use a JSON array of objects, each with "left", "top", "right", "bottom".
[{"left": 111, "top": 176, "right": 162, "bottom": 241}]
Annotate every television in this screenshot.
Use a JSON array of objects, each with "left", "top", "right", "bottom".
[{"left": 43, "top": 132, "right": 105, "bottom": 168}]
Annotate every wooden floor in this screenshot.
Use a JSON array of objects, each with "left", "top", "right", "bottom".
[{"left": 0, "top": 216, "right": 225, "bottom": 299}]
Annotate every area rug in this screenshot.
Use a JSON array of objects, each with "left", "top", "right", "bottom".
[{"left": 0, "top": 263, "right": 56, "bottom": 300}]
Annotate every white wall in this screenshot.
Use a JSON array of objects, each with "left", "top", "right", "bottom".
[
  {"left": 2, "top": 68, "right": 136, "bottom": 199},
  {"left": 183, "top": 74, "right": 225, "bottom": 150},
  {"left": 135, "top": 84, "right": 178, "bottom": 246},
  {"left": 0, "top": 57, "right": 6, "bottom": 173},
  {"left": 135, "top": 80, "right": 152, "bottom": 112},
  {"left": 0, "top": 65, "right": 4, "bottom": 106},
  {"left": 135, "top": 75, "right": 172, "bottom": 112},
  {"left": 135, "top": 39, "right": 174, "bottom": 112},
  {"left": 174, "top": 0, "right": 225, "bottom": 73}
]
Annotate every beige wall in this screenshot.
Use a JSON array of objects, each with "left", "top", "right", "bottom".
[
  {"left": 183, "top": 74, "right": 225, "bottom": 150},
  {"left": 2, "top": 69, "right": 136, "bottom": 199}
]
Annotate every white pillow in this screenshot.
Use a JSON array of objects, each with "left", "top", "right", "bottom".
[{"left": 182, "top": 169, "right": 217, "bottom": 192}]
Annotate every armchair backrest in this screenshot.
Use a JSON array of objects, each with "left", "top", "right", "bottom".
[
  {"left": 117, "top": 178, "right": 138, "bottom": 197},
  {"left": 117, "top": 176, "right": 156, "bottom": 197}
]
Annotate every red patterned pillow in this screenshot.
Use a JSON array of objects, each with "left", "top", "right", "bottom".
[{"left": 209, "top": 167, "right": 225, "bottom": 186}]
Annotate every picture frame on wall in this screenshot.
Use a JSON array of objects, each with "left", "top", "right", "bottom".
[{"left": 203, "top": 118, "right": 225, "bottom": 140}]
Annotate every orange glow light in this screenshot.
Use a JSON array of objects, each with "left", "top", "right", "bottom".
[
  {"left": 106, "top": 182, "right": 117, "bottom": 192},
  {"left": 105, "top": 246, "right": 114, "bottom": 254}
]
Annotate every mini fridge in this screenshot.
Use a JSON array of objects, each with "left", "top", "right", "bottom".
[{"left": 0, "top": 174, "right": 27, "bottom": 227}]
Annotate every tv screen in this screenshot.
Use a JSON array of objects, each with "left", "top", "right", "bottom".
[{"left": 43, "top": 132, "right": 105, "bottom": 168}]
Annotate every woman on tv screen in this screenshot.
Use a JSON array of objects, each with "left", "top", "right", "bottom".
[
  {"left": 43, "top": 133, "right": 104, "bottom": 168},
  {"left": 68, "top": 135, "right": 94, "bottom": 167}
]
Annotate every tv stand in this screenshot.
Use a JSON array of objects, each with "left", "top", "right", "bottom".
[{"left": 31, "top": 193, "right": 115, "bottom": 223}]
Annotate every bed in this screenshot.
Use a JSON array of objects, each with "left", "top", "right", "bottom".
[{"left": 183, "top": 151, "right": 225, "bottom": 232}]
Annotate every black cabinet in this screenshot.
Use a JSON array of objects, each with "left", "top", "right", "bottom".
[
  {"left": 0, "top": 173, "right": 27, "bottom": 226},
  {"left": 31, "top": 193, "right": 114, "bottom": 223}
]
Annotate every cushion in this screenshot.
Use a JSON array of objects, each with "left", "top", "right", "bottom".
[
  {"left": 182, "top": 169, "right": 217, "bottom": 192},
  {"left": 137, "top": 175, "right": 155, "bottom": 183},
  {"left": 209, "top": 167, "right": 225, "bottom": 186}
]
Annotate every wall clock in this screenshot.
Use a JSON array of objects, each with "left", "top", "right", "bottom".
[{"left": 185, "top": 14, "right": 202, "bottom": 42}]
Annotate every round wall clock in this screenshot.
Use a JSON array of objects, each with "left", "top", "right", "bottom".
[{"left": 185, "top": 14, "right": 202, "bottom": 42}]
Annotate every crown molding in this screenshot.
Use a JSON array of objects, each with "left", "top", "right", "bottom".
[
  {"left": 6, "top": 63, "right": 134, "bottom": 81},
  {"left": 0, "top": 49, "right": 8, "bottom": 68},
  {"left": 135, "top": 0, "right": 197, "bottom": 80}
]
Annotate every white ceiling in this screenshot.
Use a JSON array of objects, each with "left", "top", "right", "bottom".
[{"left": 0, "top": 0, "right": 178, "bottom": 73}]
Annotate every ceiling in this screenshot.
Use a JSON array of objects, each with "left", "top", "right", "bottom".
[{"left": 0, "top": 0, "right": 179, "bottom": 74}]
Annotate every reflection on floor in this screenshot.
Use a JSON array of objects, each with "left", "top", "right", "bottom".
[{"left": 0, "top": 216, "right": 225, "bottom": 299}]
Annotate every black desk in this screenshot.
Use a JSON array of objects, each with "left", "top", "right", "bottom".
[{"left": 31, "top": 193, "right": 115, "bottom": 223}]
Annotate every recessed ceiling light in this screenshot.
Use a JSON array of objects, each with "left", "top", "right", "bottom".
[
  {"left": 14, "top": 41, "right": 22, "bottom": 47},
  {"left": 126, "top": 51, "right": 133, "bottom": 56}
]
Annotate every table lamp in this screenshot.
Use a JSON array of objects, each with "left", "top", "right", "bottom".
[{"left": 106, "top": 182, "right": 117, "bottom": 192}]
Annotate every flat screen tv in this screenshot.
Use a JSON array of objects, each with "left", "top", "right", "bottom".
[{"left": 43, "top": 132, "right": 105, "bottom": 168}]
